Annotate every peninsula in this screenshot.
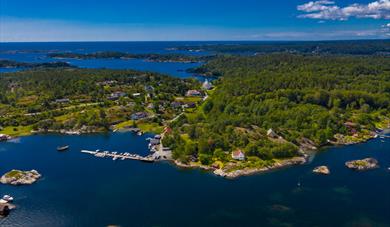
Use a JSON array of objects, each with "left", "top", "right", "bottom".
[
  {"left": 1, "top": 52, "right": 389, "bottom": 178},
  {"left": 161, "top": 54, "right": 390, "bottom": 177}
]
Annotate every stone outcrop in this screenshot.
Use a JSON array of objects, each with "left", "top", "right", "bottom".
[
  {"left": 313, "top": 166, "right": 330, "bottom": 175},
  {"left": 214, "top": 157, "right": 307, "bottom": 179},
  {"left": 345, "top": 158, "right": 379, "bottom": 171},
  {"left": 0, "top": 169, "right": 41, "bottom": 185}
]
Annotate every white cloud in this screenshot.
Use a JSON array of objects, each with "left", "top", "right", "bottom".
[{"left": 297, "top": 0, "right": 390, "bottom": 20}]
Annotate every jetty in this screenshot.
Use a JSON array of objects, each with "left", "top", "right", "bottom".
[{"left": 81, "top": 150, "right": 155, "bottom": 162}]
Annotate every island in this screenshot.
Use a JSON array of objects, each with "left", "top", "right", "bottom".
[
  {"left": 0, "top": 169, "right": 41, "bottom": 185},
  {"left": 0, "top": 60, "right": 73, "bottom": 69},
  {"left": 48, "top": 52, "right": 213, "bottom": 63},
  {"left": 313, "top": 166, "right": 330, "bottom": 175},
  {"left": 345, "top": 158, "right": 379, "bottom": 171},
  {"left": 175, "top": 40, "right": 390, "bottom": 56}
]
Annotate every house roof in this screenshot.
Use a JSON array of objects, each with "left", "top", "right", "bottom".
[{"left": 232, "top": 149, "right": 244, "bottom": 157}]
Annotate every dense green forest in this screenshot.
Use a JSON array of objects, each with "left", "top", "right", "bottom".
[
  {"left": 48, "top": 52, "right": 213, "bottom": 63},
  {"left": 177, "top": 40, "right": 390, "bottom": 55},
  {"left": 0, "top": 68, "right": 201, "bottom": 135},
  {"left": 163, "top": 54, "right": 390, "bottom": 169}
]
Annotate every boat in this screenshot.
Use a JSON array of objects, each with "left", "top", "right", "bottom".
[
  {"left": 137, "top": 131, "right": 143, "bottom": 136},
  {"left": 141, "top": 159, "right": 155, "bottom": 163},
  {"left": 2, "top": 195, "right": 13, "bottom": 203},
  {"left": 57, "top": 145, "right": 69, "bottom": 151}
]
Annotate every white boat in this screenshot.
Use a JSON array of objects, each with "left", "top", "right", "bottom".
[{"left": 2, "top": 195, "right": 13, "bottom": 202}]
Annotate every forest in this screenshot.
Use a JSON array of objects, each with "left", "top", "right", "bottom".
[
  {"left": 163, "top": 54, "right": 390, "bottom": 168},
  {"left": 0, "top": 60, "right": 73, "bottom": 69},
  {"left": 177, "top": 40, "right": 390, "bottom": 56}
]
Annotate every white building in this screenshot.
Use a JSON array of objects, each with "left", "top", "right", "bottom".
[
  {"left": 231, "top": 149, "right": 245, "bottom": 161},
  {"left": 202, "top": 79, "right": 213, "bottom": 90}
]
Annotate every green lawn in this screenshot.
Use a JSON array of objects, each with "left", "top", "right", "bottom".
[{"left": 0, "top": 125, "right": 34, "bottom": 137}]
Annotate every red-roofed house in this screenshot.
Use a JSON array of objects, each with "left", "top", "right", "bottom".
[{"left": 231, "top": 149, "right": 245, "bottom": 161}]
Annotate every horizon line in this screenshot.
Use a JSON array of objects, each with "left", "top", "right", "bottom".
[{"left": 1, "top": 38, "right": 389, "bottom": 43}]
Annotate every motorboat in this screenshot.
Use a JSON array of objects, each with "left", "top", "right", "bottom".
[{"left": 57, "top": 145, "right": 69, "bottom": 151}]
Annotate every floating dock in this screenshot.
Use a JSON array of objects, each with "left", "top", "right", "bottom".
[{"left": 81, "top": 150, "right": 155, "bottom": 162}]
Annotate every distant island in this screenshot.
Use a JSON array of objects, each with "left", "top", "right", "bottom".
[
  {"left": 0, "top": 60, "right": 73, "bottom": 69},
  {"left": 175, "top": 40, "right": 390, "bottom": 56},
  {"left": 48, "top": 52, "right": 213, "bottom": 63}
]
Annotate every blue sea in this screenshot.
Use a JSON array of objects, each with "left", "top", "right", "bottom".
[
  {"left": 0, "top": 42, "right": 390, "bottom": 227},
  {"left": 0, "top": 42, "right": 211, "bottom": 78}
]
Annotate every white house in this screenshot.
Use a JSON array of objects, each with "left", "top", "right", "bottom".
[
  {"left": 231, "top": 149, "right": 245, "bottom": 161},
  {"left": 186, "top": 90, "right": 202, "bottom": 97},
  {"left": 202, "top": 79, "right": 213, "bottom": 90},
  {"left": 267, "top": 128, "right": 279, "bottom": 138}
]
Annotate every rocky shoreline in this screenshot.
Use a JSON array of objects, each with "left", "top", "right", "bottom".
[
  {"left": 345, "top": 158, "right": 379, "bottom": 171},
  {"left": 313, "top": 166, "right": 330, "bottom": 175},
  {"left": 174, "top": 157, "right": 307, "bottom": 179},
  {"left": 0, "top": 170, "right": 41, "bottom": 185},
  {"left": 169, "top": 128, "right": 389, "bottom": 179}
]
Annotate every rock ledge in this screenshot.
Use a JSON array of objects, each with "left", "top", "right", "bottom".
[
  {"left": 313, "top": 166, "right": 330, "bottom": 175},
  {"left": 345, "top": 158, "right": 379, "bottom": 171},
  {"left": 0, "top": 169, "right": 41, "bottom": 185}
]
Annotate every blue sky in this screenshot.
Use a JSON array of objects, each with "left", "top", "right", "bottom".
[{"left": 1, "top": 0, "right": 389, "bottom": 41}]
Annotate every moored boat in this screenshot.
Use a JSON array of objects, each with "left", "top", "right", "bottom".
[
  {"left": 2, "top": 195, "right": 13, "bottom": 203},
  {"left": 57, "top": 145, "right": 69, "bottom": 151}
]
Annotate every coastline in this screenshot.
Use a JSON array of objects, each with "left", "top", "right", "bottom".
[
  {"left": 174, "top": 156, "right": 307, "bottom": 179},
  {"left": 166, "top": 126, "right": 389, "bottom": 179},
  {"left": 2, "top": 122, "right": 388, "bottom": 179}
]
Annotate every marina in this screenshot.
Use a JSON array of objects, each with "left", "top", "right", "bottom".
[{"left": 81, "top": 149, "right": 155, "bottom": 162}]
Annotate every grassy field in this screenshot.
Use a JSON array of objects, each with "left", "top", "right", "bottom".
[{"left": 0, "top": 125, "right": 34, "bottom": 137}]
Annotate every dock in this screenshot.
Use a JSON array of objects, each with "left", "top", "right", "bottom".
[{"left": 81, "top": 150, "right": 155, "bottom": 162}]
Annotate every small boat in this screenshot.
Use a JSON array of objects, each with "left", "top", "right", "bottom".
[
  {"left": 141, "top": 159, "right": 155, "bottom": 163},
  {"left": 57, "top": 145, "right": 69, "bottom": 151},
  {"left": 2, "top": 195, "right": 13, "bottom": 202},
  {"left": 137, "top": 131, "right": 143, "bottom": 136},
  {"left": 297, "top": 182, "right": 301, "bottom": 187}
]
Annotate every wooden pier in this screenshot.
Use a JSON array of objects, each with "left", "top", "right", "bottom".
[{"left": 81, "top": 150, "right": 155, "bottom": 162}]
